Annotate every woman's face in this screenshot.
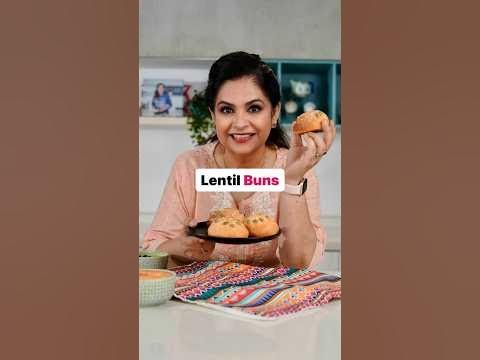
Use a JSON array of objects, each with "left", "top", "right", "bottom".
[
  {"left": 157, "top": 84, "right": 164, "bottom": 95},
  {"left": 211, "top": 76, "right": 279, "bottom": 156}
]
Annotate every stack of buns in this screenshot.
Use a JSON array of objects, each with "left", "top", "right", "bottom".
[{"left": 207, "top": 208, "right": 279, "bottom": 238}]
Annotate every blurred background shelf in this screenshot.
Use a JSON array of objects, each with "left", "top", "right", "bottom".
[
  {"left": 139, "top": 116, "right": 187, "bottom": 127},
  {"left": 139, "top": 57, "right": 341, "bottom": 126},
  {"left": 275, "top": 60, "right": 340, "bottom": 125}
]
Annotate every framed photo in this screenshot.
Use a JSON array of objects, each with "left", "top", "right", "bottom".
[{"left": 140, "top": 78, "right": 184, "bottom": 117}]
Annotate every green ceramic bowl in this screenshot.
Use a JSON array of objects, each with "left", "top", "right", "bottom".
[
  {"left": 139, "top": 269, "right": 176, "bottom": 306},
  {"left": 139, "top": 250, "right": 168, "bottom": 269}
]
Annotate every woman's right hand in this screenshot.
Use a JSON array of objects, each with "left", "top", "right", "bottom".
[{"left": 159, "top": 235, "right": 215, "bottom": 262}]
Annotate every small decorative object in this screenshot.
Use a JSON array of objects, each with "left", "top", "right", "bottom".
[
  {"left": 139, "top": 250, "right": 169, "bottom": 269},
  {"left": 284, "top": 100, "right": 298, "bottom": 114},
  {"left": 290, "top": 80, "right": 312, "bottom": 98},
  {"left": 140, "top": 78, "right": 184, "bottom": 117},
  {"left": 303, "top": 101, "right": 317, "bottom": 112},
  {"left": 139, "top": 269, "right": 176, "bottom": 306}
]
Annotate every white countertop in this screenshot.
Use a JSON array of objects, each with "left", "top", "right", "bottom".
[{"left": 139, "top": 284, "right": 341, "bottom": 360}]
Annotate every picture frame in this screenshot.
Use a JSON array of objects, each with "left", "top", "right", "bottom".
[{"left": 140, "top": 78, "right": 184, "bottom": 117}]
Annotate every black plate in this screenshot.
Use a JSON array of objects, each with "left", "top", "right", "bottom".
[{"left": 188, "top": 221, "right": 281, "bottom": 244}]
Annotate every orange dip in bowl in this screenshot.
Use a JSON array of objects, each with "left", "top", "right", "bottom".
[{"left": 139, "top": 270, "right": 173, "bottom": 280}]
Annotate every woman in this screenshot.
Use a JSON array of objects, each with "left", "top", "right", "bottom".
[
  {"left": 142, "top": 51, "right": 336, "bottom": 269},
  {"left": 151, "top": 82, "right": 172, "bottom": 115}
]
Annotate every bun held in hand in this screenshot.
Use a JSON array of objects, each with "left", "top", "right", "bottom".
[{"left": 293, "top": 110, "right": 329, "bottom": 135}]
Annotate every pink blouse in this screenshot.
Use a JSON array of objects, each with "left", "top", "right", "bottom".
[{"left": 142, "top": 141, "right": 326, "bottom": 268}]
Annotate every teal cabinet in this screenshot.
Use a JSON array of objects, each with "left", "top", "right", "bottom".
[
  {"left": 335, "top": 63, "right": 341, "bottom": 124},
  {"left": 265, "top": 59, "right": 341, "bottom": 125}
]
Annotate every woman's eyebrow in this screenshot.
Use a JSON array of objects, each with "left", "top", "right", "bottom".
[
  {"left": 246, "top": 99, "right": 264, "bottom": 105},
  {"left": 217, "top": 99, "right": 264, "bottom": 107},
  {"left": 217, "top": 100, "right": 234, "bottom": 107}
]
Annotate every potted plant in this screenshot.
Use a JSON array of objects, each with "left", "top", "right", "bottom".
[{"left": 186, "top": 91, "right": 215, "bottom": 145}]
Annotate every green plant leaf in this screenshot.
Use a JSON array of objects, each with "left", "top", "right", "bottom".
[{"left": 186, "top": 91, "right": 215, "bottom": 145}]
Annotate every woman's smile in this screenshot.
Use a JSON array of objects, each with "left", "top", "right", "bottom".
[{"left": 229, "top": 132, "right": 256, "bottom": 144}]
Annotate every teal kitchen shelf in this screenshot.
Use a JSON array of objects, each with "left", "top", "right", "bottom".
[{"left": 264, "top": 59, "right": 341, "bottom": 125}]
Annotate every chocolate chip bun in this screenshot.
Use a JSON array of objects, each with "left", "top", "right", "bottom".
[
  {"left": 293, "top": 110, "right": 329, "bottom": 134},
  {"left": 244, "top": 214, "right": 279, "bottom": 237},
  {"left": 208, "top": 208, "right": 244, "bottom": 224},
  {"left": 207, "top": 217, "right": 249, "bottom": 238}
]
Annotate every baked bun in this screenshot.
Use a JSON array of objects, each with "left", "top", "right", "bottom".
[
  {"left": 244, "top": 214, "right": 279, "bottom": 237},
  {"left": 207, "top": 217, "right": 249, "bottom": 238},
  {"left": 208, "top": 208, "right": 244, "bottom": 224},
  {"left": 293, "top": 110, "right": 329, "bottom": 134}
]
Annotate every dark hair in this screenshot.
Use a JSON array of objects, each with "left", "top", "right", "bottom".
[
  {"left": 205, "top": 51, "right": 289, "bottom": 149},
  {"left": 154, "top": 82, "right": 165, "bottom": 98}
]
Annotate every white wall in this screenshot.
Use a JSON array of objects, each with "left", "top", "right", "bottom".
[{"left": 140, "top": 0, "right": 341, "bottom": 60}]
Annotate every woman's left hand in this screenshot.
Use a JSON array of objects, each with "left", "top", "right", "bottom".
[{"left": 285, "top": 118, "right": 336, "bottom": 184}]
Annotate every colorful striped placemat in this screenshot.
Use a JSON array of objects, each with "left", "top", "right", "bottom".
[{"left": 172, "top": 261, "right": 341, "bottom": 320}]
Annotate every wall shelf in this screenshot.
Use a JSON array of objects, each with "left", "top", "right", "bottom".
[
  {"left": 139, "top": 116, "right": 187, "bottom": 127},
  {"left": 265, "top": 59, "right": 341, "bottom": 125}
]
